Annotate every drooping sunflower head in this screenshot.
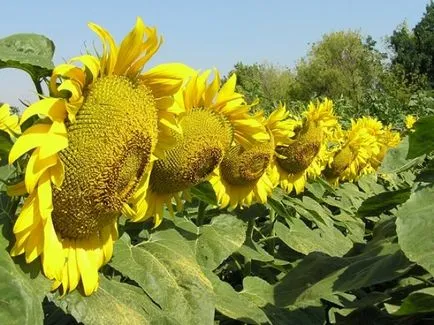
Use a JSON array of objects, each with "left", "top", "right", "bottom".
[
  {"left": 273, "top": 98, "right": 339, "bottom": 194},
  {"left": 8, "top": 18, "right": 192, "bottom": 295},
  {"left": 323, "top": 118, "right": 380, "bottom": 184},
  {"left": 210, "top": 103, "right": 296, "bottom": 209},
  {"left": 0, "top": 103, "right": 21, "bottom": 137},
  {"left": 133, "top": 70, "right": 270, "bottom": 224}
]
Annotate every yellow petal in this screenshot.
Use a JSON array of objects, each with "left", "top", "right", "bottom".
[
  {"left": 20, "top": 98, "right": 67, "bottom": 125},
  {"left": 77, "top": 242, "right": 99, "bottom": 296}
]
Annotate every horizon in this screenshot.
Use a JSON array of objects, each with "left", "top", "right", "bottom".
[{"left": 0, "top": 0, "right": 430, "bottom": 108}]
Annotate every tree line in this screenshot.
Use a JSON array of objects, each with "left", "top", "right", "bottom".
[{"left": 229, "top": 1, "right": 434, "bottom": 127}]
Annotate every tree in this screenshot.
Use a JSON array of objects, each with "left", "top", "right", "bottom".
[
  {"left": 229, "top": 62, "right": 295, "bottom": 113},
  {"left": 390, "top": 1, "right": 434, "bottom": 86},
  {"left": 293, "top": 30, "right": 385, "bottom": 107}
]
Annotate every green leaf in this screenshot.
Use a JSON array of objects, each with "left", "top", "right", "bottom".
[
  {"left": 49, "top": 276, "right": 178, "bottom": 325},
  {"left": 205, "top": 270, "right": 270, "bottom": 325},
  {"left": 275, "top": 219, "right": 352, "bottom": 257},
  {"left": 379, "top": 137, "right": 424, "bottom": 173},
  {"left": 407, "top": 116, "right": 434, "bottom": 158},
  {"left": 416, "top": 158, "right": 434, "bottom": 183},
  {"left": 110, "top": 231, "right": 215, "bottom": 325},
  {"left": 357, "top": 188, "right": 411, "bottom": 217},
  {"left": 274, "top": 238, "right": 411, "bottom": 308},
  {"left": 0, "top": 33, "right": 54, "bottom": 80},
  {"left": 237, "top": 239, "right": 274, "bottom": 262},
  {"left": 396, "top": 184, "right": 434, "bottom": 276},
  {"left": 386, "top": 287, "right": 434, "bottom": 316},
  {"left": 194, "top": 214, "right": 247, "bottom": 270},
  {"left": 190, "top": 182, "right": 217, "bottom": 206},
  {"left": 0, "top": 130, "right": 12, "bottom": 156},
  {"left": 240, "top": 277, "right": 325, "bottom": 325}
]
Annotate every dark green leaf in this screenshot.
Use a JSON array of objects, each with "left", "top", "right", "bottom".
[
  {"left": 274, "top": 239, "right": 411, "bottom": 308},
  {"left": 357, "top": 188, "right": 411, "bottom": 217},
  {"left": 190, "top": 182, "right": 217, "bottom": 206},
  {"left": 386, "top": 287, "right": 434, "bottom": 315},
  {"left": 407, "top": 116, "right": 434, "bottom": 158}
]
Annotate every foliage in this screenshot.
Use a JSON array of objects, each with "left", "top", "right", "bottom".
[
  {"left": 389, "top": 1, "right": 434, "bottom": 87},
  {"left": 293, "top": 31, "right": 385, "bottom": 106},
  {"left": 229, "top": 62, "right": 296, "bottom": 113}
]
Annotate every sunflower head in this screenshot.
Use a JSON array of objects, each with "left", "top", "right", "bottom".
[
  {"left": 149, "top": 108, "right": 232, "bottom": 194},
  {"left": 220, "top": 143, "right": 272, "bottom": 186},
  {"left": 8, "top": 17, "right": 192, "bottom": 295},
  {"left": 272, "top": 98, "right": 339, "bottom": 194},
  {"left": 135, "top": 70, "right": 269, "bottom": 224},
  {"left": 324, "top": 119, "right": 380, "bottom": 184}
]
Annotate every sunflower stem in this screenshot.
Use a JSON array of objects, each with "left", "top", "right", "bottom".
[
  {"left": 268, "top": 209, "right": 277, "bottom": 254},
  {"left": 197, "top": 201, "right": 207, "bottom": 226},
  {"left": 243, "top": 218, "right": 255, "bottom": 276},
  {"left": 32, "top": 77, "right": 44, "bottom": 99}
]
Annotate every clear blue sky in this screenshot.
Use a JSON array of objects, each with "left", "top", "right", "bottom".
[{"left": 0, "top": 0, "right": 430, "bottom": 107}]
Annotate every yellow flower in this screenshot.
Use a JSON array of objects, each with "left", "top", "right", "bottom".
[
  {"left": 405, "top": 114, "right": 417, "bottom": 130},
  {"left": 210, "top": 103, "right": 297, "bottom": 209},
  {"left": 131, "top": 70, "right": 270, "bottom": 225},
  {"left": 8, "top": 18, "right": 193, "bottom": 295},
  {"left": 0, "top": 103, "right": 21, "bottom": 137},
  {"left": 323, "top": 120, "right": 379, "bottom": 185},
  {"left": 370, "top": 124, "right": 401, "bottom": 170},
  {"left": 273, "top": 98, "right": 338, "bottom": 194}
]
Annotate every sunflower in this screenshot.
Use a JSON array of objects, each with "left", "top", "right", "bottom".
[
  {"left": 405, "top": 114, "right": 417, "bottom": 130},
  {"left": 209, "top": 104, "right": 297, "bottom": 209},
  {"left": 8, "top": 18, "right": 193, "bottom": 295},
  {"left": 0, "top": 103, "right": 21, "bottom": 137},
  {"left": 130, "top": 70, "right": 270, "bottom": 225},
  {"left": 369, "top": 124, "right": 401, "bottom": 170},
  {"left": 272, "top": 98, "right": 338, "bottom": 194},
  {"left": 323, "top": 121, "right": 379, "bottom": 185}
]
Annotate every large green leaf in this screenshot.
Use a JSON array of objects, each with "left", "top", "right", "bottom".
[
  {"left": 379, "top": 136, "right": 425, "bottom": 174},
  {"left": 110, "top": 230, "right": 215, "bottom": 325},
  {"left": 194, "top": 214, "right": 247, "bottom": 270},
  {"left": 0, "top": 33, "right": 54, "bottom": 80},
  {"left": 274, "top": 239, "right": 411, "bottom": 308},
  {"left": 240, "top": 277, "right": 326, "bottom": 325},
  {"left": 385, "top": 287, "right": 434, "bottom": 316},
  {"left": 407, "top": 116, "right": 434, "bottom": 158},
  {"left": 357, "top": 188, "right": 411, "bottom": 217},
  {"left": 396, "top": 185, "right": 434, "bottom": 276},
  {"left": 167, "top": 214, "right": 247, "bottom": 270},
  {"left": 205, "top": 271, "right": 270, "bottom": 325},
  {"left": 49, "top": 276, "right": 177, "bottom": 325},
  {"left": 275, "top": 219, "right": 352, "bottom": 257}
]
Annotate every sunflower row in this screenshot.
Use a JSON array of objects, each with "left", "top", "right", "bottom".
[{"left": 0, "top": 18, "right": 400, "bottom": 296}]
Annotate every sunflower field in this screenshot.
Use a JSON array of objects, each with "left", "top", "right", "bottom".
[{"left": 1, "top": 18, "right": 434, "bottom": 325}]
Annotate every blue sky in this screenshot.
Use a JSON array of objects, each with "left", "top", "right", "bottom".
[{"left": 0, "top": 0, "right": 430, "bottom": 107}]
